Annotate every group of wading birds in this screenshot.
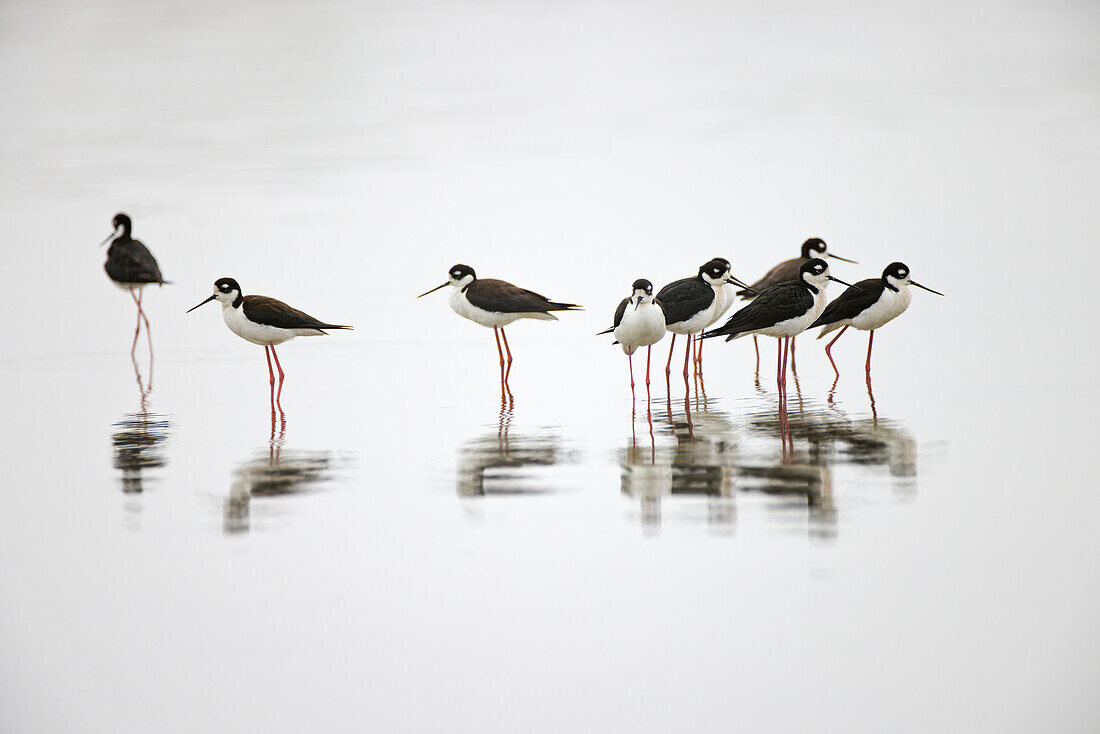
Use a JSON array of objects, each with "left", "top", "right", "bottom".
[{"left": 102, "top": 212, "right": 943, "bottom": 418}]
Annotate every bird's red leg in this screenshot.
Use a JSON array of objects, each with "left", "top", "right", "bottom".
[
  {"left": 682, "top": 334, "right": 692, "bottom": 382},
  {"left": 664, "top": 334, "right": 676, "bottom": 376},
  {"left": 645, "top": 345, "right": 652, "bottom": 388},
  {"left": 628, "top": 351, "right": 635, "bottom": 401},
  {"left": 137, "top": 289, "right": 153, "bottom": 373},
  {"left": 776, "top": 337, "right": 784, "bottom": 408},
  {"left": 753, "top": 335, "right": 760, "bottom": 373},
  {"left": 865, "top": 330, "right": 875, "bottom": 374},
  {"left": 789, "top": 335, "right": 797, "bottom": 375},
  {"left": 824, "top": 325, "right": 848, "bottom": 379},
  {"left": 270, "top": 344, "right": 286, "bottom": 407},
  {"left": 129, "top": 288, "right": 142, "bottom": 357},
  {"left": 500, "top": 327, "right": 514, "bottom": 385},
  {"left": 264, "top": 346, "right": 276, "bottom": 406},
  {"left": 493, "top": 327, "right": 506, "bottom": 401}
]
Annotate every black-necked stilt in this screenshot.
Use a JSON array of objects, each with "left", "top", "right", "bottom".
[
  {"left": 598, "top": 278, "right": 667, "bottom": 400},
  {"left": 101, "top": 212, "right": 171, "bottom": 359},
  {"left": 656, "top": 258, "right": 754, "bottom": 381},
  {"left": 735, "top": 237, "right": 856, "bottom": 369},
  {"left": 703, "top": 259, "right": 855, "bottom": 429},
  {"left": 187, "top": 278, "right": 352, "bottom": 407},
  {"left": 418, "top": 264, "right": 580, "bottom": 399},
  {"left": 735, "top": 238, "right": 856, "bottom": 299},
  {"left": 811, "top": 261, "right": 943, "bottom": 378},
  {"left": 697, "top": 256, "right": 745, "bottom": 370}
]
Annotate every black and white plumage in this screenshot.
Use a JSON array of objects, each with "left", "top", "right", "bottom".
[
  {"left": 703, "top": 259, "right": 853, "bottom": 341},
  {"left": 810, "top": 262, "right": 943, "bottom": 377},
  {"left": 735, "top": 237, "right": 855, "bottom": 300},
  {"left": 598, "top": 279, "right": 666, "bottom": 399},
  {"left": 419, "top": 264, "right": 581, "bottom": 327},
  {"left": 598, "top": 279, "right": 666, "bottom": 354},
  {"left": 187, "top": 278, "right": 351, "bottom": 407},
  {"left": 655, "top": 258, "right": 754, "bottom": 379},
  {"left": 704, "top": 259, "right": 856, "bottom": 428},
  {"left": 101, "top": 213, "right": 170, "bottom": 288},
  {"left": 418, "top": 264, "right": 580, "bottom": 401},
  {"left": 187, "top": 278, "right": 351, "bottom": 344},
  {"left": 657, "top": 259, "right": 750, "bottom": 334},
  {"left": 101, "top": 212, "right": 170, "bottom": 360}
]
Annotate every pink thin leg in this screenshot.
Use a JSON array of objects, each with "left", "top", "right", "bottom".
[
  {"left": 493, "top": 327, "right": 506, "bottom": 396},
  {"left": 129, "top": 288, "right": 142, "bottom": 357},
  {"left": 628, "top": 351, "right": 635, "bottom": 401},
  {"left": 269, "top": 344, "right": 286, "bottom": 406},
  {"left": 264, "top": 346, "right": 276, "bottom": 405},
  {"left": 824, "top": 325, "right": 849, "bottom": 379},
  {"left": 682, "top": 334, "right": 692, "bottom": 382},
  {"left": 664, "top": 334, "right": 676, "bottom": 376},
  {"left": 500, "top": 327, "right": 514, "bottom": 385},
  {"left": 865, "top": 330, "right": 875, "bottom": 374},
  {"left": 645, "top": 345, "right": 652, "bottom": 404}
]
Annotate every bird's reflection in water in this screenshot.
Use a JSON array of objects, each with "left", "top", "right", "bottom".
[
  {"left": 619, "top": 384, "right": 919, "bottom": 537},
  {"left": 621, "top": 395, "right": 738, "bottom": 534},
  {"left": 111, "top": 411, "right": 170, "bottom": 494},
  {"left": 456, "top": 406, "right": 576, "bottom": 498},
  {"left": 224, "top": 411, "right": 342, "bottom": 535},
  {"left": 111, "top": 355, "right": 170, "bottom": 532},
  {"left": 738, "top": 394, "right": 920, "bottom": 538}
]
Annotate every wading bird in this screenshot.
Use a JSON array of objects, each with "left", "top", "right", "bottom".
[
  {"left": 735, "top": 237, "right": 857, "bottom": 369},
  {"left": 418, "top": 264, "right": 580, "bottom": 399},
  {"left": 598, "top": 279, "right": 667, "bottom": 400},
  {"left": 101, "top": 212, "right": 171, "bottom": 359},
  {"left": 656, "top": 258, "right": 754, "bottom": 382},
  {"left": 703, "top": 259, "right": 855, "bottom": 424},
  {"left": 812, "top": 262, "right": 944, "bottom": 378},
  {"left": 187, "top": 278, "right": 351, "bottom": 408}
]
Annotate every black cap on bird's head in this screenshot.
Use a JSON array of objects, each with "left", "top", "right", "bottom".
[
  {"left": 699, "top": 259, "right": 729, "bottom": 279},
  {"left": 187, "top": 277, "right": 242, "bottom": 312},
  {"left": 883, "top": 262, "right": 944, "bottom": 296},
  {"left": 800, "top": 236, "right": 857, "bottom": 263},
  {"left": 214, "top": 277, "right": 241, "bottom": 294},
  {"left": 100, "top": 212, "right": 133, "bottom": 246},
  {"left": 448, "top": 264, "right": 475, "bottom": 281},
  {"left": 700, "top": 257, "right": 754, "bottom": 292},
  {"left": 883, "top": 262, "right": 909, "bottom": 281},
  {"left": 419, "top": 264, "right": 476, "bottom": 298},
  {"left": 800, "top": 237, "right": 827, "bottom": 258},
  {"left": 631, "top": 278, "right": 653, "bottom": 295},
  {"left": 801, "top": 257, "right": 858, "bottom": 290}
]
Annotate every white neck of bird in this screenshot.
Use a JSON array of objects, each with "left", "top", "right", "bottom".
[
  {"left": 451, "top": 274, "right": 475, "bottom": 289},
  {"left": 885, "top": 274, "right": 909, "bottom": 290}
]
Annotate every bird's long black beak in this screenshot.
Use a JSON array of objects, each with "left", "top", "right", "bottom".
[
  {"left": 417, "top": 283, "right": 449, "bottom": 298},
  {"left": 186, "top": 294, "right": 217, "bottom": 313},
  {"left": 910, "top": 280, "right": 944, "bottom": 296},
  {"left": 826, "top": 253, "right": 858, "bottom": 264},
  {"left": 828, "top": 275, "right": 860, "bottom": 290},
  {"left": 98, "top": 228, "right": 119, "bottom": 247},
  {"left": 727, "top": 275, "right": 755, "bottom": 292}
]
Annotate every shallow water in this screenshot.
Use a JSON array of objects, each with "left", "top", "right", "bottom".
[{"left": 3, "top": 1, "right": 1099, "bottom": 732}]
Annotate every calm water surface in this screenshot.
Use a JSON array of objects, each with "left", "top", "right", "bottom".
[{"left": 2, "top": 1, "right": 1098, "bottom": 732}]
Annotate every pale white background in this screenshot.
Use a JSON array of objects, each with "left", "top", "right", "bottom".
[{"left": 1, "top": 1, "right": 1098, "bottom": 732}]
